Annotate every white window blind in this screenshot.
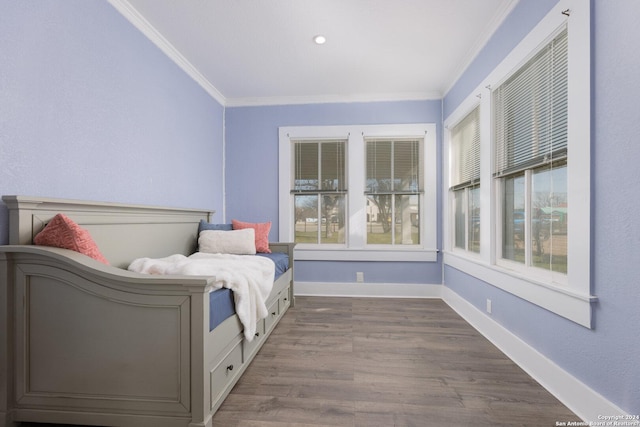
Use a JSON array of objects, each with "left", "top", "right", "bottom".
[
  {"left": 494, "top": 27, "right": 568, "bottom": 177},
  {"left": 293, "top": 140, "right": 346, "bottom": 192},
  {"left": 365, "top": 139, "right": 423, "bottom": 194},
  {"left": 450, "top": 106, "right": 481, "bottom": 189}
]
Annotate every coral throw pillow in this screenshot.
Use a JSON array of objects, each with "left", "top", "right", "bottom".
[
  {"left": 34, "top": 213, "right": 110, "bottom": 265},
  {"left": 231, "top": 219, "right": 272, "bottom": 253}
]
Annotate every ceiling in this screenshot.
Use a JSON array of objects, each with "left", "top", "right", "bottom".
[{"left": 112, "top": 0, "right": 517, "bottom": 106}]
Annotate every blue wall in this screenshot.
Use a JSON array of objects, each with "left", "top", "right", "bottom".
[
  {"left": 0, "top": 0, "right": 225, "bottom": 245},
  {"left": 443, "top": 0, "right": 640, "bottom": 414},
  {"left": 225, "top": 101, "right": 443, "bottom": 285}
]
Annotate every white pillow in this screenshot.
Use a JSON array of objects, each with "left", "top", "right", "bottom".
[{"left": 198, "top": 229, "right": 256, "bottom": 255}]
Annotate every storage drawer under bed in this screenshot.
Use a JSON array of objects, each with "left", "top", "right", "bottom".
[
  {"left": 210, "top": 338, "right": 243, "bottom": 407},
  {"left": 280, "top": 286, "right": 291, "bottom": 312},
  {"left": 264, "top": 298, "right": 279, "bottom": 333},
  {"left": 243, "top": 318, "right": 266, "bottom": 362}
]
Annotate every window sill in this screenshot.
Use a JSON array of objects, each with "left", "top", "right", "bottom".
[
  {"left": 295, "top": 247, "right": 439, "bottom": 262},
  {"left": 443, "top": 251, "right": 596, "bottom": 328}
]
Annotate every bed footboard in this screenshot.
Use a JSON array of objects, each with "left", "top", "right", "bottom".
[{"left": 0, "top": 246, "right": 214, "bottom": 427}]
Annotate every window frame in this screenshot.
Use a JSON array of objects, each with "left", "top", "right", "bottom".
[
  {"left": 291, "top": 139, "right": 348, "bottom": 245},
  {"left": 443, "top": 0, "right": 595, "bottom": 328},
  {"left": 494, "top": 162, "right": 569, "bottom": 285},
  {"left": 449, "top": 104, "right": 482, "bottom": 255},
  {"left": 452, "top": 184, "right": 481, "bottom": 253},
  {"left": 279, "top": 123, "right": 437, "bottom": 262},
  {"left": 365, "top": 138, "right": 423, "bottom": 247}
]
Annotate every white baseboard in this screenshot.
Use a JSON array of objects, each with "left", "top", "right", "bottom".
[
  {"left": 294, "top": 281, "right": 442, "bottom": 298},
  {"left": 441, "top": 286, "right": 627, "bottom": 423}
]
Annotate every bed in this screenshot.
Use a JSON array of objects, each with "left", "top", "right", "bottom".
[{"left": 0, "top": 195, "right": 295, "bottom": 427}]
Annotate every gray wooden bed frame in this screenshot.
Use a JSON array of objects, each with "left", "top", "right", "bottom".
[{"left": 0, "top": 196, "right": 295, "bottom": 427}]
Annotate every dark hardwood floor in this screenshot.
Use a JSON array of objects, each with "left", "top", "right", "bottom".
[{"left": 212, "top": 296, "right": 579, "bottom": 427}]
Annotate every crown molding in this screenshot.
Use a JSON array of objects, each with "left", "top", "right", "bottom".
[
  {"left": 224, "top": 90, "right": 442, "bottom": 108},
  {"left": 108, "top": 0, "right": 227, "bottom": 106}
]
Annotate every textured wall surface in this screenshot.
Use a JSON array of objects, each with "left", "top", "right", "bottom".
[
  {"left": 225, "top": 100, "right": 443, "bottom": 285},
  {"left": 0, "top": 1, "right": 225, "bottom": 244}
]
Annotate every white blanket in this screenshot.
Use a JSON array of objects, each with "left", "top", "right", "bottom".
[{"left": 128, "top": 253, "right": 275, "bottom": 341}]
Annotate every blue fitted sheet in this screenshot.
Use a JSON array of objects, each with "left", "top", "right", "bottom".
[
  {"left": 256, "top": 252, "right": 289, "bottom": 278},
  {"left": 208, "top": 252, "right": 289, "bottom": 332}
]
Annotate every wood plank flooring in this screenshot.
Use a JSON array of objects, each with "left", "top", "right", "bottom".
[{"left": 212, "top": 297, "right": 579, "bottom": 427}]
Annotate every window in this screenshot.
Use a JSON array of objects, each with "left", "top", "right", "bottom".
[
  {"left": 443, "top": 0, "right": 593, "bottom": 327},
  {"left": 449, "top": 106, "right": 481, "bottom": 253},
  {"left": 365, "top": 139, "right": 422, "bottom": 246},
  {"left": 292, "top": 140, "right": 346, "bottom": 244},
  {"left": 494, "top": 27, "right": 568, "bottom": 280},
  {"left": 279, "top": 124, "right": 437, "bottom": 262}
]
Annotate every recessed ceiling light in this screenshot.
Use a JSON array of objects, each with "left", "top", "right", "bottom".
[{"left": 313, "top": 35, "right": 326, "bottom": 45}]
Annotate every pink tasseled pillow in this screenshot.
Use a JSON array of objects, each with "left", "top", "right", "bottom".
[
  {"left": 231, "top": 219, "right": 272, "bottom": 253},
  {"left": 34, "top": 213, "right": 110, "bottom": 265}
]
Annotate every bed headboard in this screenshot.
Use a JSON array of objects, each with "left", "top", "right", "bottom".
[{"left": 2, "top": 195, "right": 215, "bottom": 268}]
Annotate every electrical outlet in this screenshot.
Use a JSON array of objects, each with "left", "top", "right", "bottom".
[
  {"left": 356, "top": 272, "right": 364, "bottom": 283},
  {"left": 486, "top": 299, "right": 492, "bottom": 314}
]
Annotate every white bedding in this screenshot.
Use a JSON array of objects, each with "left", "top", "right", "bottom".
[{"left": 128, "top": 253, "right": 275, "bottom": 340}]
